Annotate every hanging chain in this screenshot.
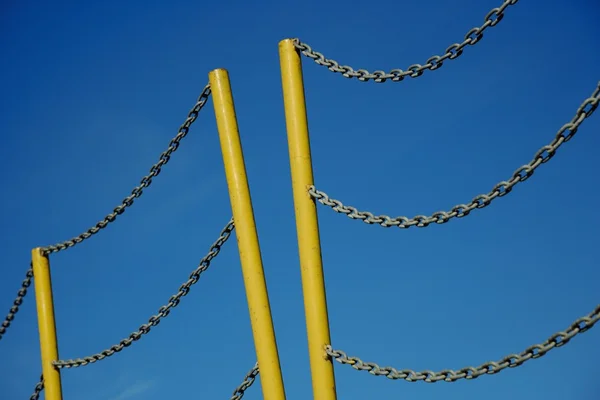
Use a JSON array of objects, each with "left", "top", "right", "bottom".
[
  {"left": 29, "top": 375, "right": 44, "bottom": 400},
  {"left": 293, "top": 0, "right": 518, "bottom": 83},
  {"left": 0, "top": 267, "right": 33, "bottom": 341},
  {"left": 1, "top": 85, "right": 212, "bottom": 344},
  {"left": 31, "top": 363, "right": 258, "bottom": 400},
  {"left": 311, "top": 82, "right": 600, "bottom": 227},
  {"left": 41, "top": 84, "right": 212, "bottom": 256},
  {"left": 326, "top": 304, "right": 600, "bottom": 382},
  {"left": 52, "top": 218, "right": 234, "bottom": 368},
  {"left": 230, "top": 362, "right": 259, "bottom": 400}
]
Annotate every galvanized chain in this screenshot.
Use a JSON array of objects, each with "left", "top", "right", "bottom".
[
  {"left": 30, "top": 375, "right": 44, "bottom": 400},
  {"left": 311, "top": 82, "right": 600, "bottom": 227},
  {"left": 293, "top": 0, "right": 518, "bottom": 83},
  {"left": 52, "top": 218, "right": 234, "bottom": 368},
  {"left": 230, "top": 362, "right": 259, "bottom": 400},
  {"left": 41, "top": 84, "right": 212, "bottom": 256},
  {"left": 326, "top": 304, "right": 600, "bottom": 382},
  {"left": 0, "top": 266, "right": 33, "bottom": 341}
]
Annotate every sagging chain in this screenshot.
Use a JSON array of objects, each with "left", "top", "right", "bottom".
[
  {"left": 1, "top": 86, "right": 212, "bottom": 344},
  {"left": 326, "top": 304, "right": 600, "bottom": 382},
  {"left": 293, "top": 0, "right": 518, "bottom": 83},
  {"left": 311, "top": 82, "right": 600, "bottom": 228},
  {"left": 41, "top": 84, "right": 212, "bottom": 256},
  {"left": 0, "top": 267, "right": 33, "bottom": 341},
  {"left": 30, "top": 375, "right": 44, "bottom": 400},
  {"left": 230, "top": 362, "right": 259, "bottom": 400},
  {"left": 52, "top": 218, "right": 234, "bottom": 368},
  {"left": 31, "top": 362, "right": 258, "bottom": 400}
]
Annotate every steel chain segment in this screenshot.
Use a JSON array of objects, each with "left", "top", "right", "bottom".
[
  {"left": 327, "top": 304, "right": 600, "bottom": 382},
  {"left": 52, "top": 218, "right": 234, "bottom": 368},
  {"left": 31, "top": 362, "right": 258, "bottom": 399},
  {"left": 0, "top": 267, "right": 33, "bottom": 341},
  {"left": 42, "top": 84, "right": 212, "bottom": 255},
  {"left": 294, "top": 0, "right": 518, "bottom": 83},
  {"left": 0, "top": 85, "right": 213, "bottom": 343},
  {"left": 29, "top": 375, "right": 44, "bottom": 400},
  {"left": 230, "top": 363, "right": 260, "bottom": 400},
  {"left": 311, "top": 82, "right": 600, "bottom": 227}
]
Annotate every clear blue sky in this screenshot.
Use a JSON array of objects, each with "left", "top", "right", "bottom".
[{"left": 1, "top": 1, "right": 599, "bottom": 399}]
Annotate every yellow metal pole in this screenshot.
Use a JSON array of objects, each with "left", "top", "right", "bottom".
[
  {"left": 209, "top": 68, "right": 287, "bottom": 400},
  {"left": 278, "top": 39, "right": 337, "bottom": 400},
  {"left": 31, "top": 248, "right": 63, "bottom": 400}
]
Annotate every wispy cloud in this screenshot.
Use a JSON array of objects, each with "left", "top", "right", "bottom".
[{"left": 111, "top": 380, "right": 156, "bottom": 400}]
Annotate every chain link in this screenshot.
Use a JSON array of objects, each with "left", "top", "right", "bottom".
[
  {"left": 311, "top": 82, "right": 600, "bottom": 227},
  {"left": 230, "top": 362, "right": 259, "bottom": 400},
  {"left": 52, "top": 218, "right": 234, "bottom": 368},
  {"left": 0, "top": 266, "right": 33, "bottom": 341},
  {"left": 326, "top": 304, "right": 599, "bottom": 382},
  {"left": 41, "top": 84, "right": 212, "bottom": 256},
  {"left": 30, "top": 375, "right": 44, "bottom": 400},
  {"left": 293, "top": 0, "right": 518, "bottom": 83}
]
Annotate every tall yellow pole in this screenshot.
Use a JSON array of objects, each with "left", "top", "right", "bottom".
[
  {"left": 32, "top": 248, "right": 63, "bottom": 400},
  {"left": 278, "top": 39, "right": 337, "bottom": 400},
  {"left": 209, "top": 68, "right": 287, "bottom": 400}
]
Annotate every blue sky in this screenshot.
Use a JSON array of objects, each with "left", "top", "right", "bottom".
[{"left": 1, "top": 0, "right": 599, "bottom": 399}]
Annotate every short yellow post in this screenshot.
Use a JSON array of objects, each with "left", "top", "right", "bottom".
[
  {"left": 209, "top": 68, "right": 287, "bottom": 400},
  {"left": 278, "top": 39, "right": 337, "bottom": 400},
  {"left": 32, "top": 248, "right": 63, "bottom": 400}
]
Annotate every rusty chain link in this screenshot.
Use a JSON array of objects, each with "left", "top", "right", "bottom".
[
  {"left": 311, "top": 82, "right": 600, "bottom": 227},
  {"left": 293, "top": 0, "right": 518, "bottom": 83},
  {"left": 52, "top": 218, "right": 234, "bottom": 368},
  {"left": 230, "top": 362, "right": 259, "bottom": 400},
  {"left": 0, "top": 267, "right": 33, "bottom": 341},
  {"left": 29, "top": 375, "right": 44, "bottom": 400},
  {"left": 41, "top": 84, "right": 212, "bottom": 256},
  {"left": 326, "top": 304, "right": 599, "bottom": 382}
]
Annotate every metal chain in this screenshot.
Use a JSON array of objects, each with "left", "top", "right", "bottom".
[
  {"left": 230, "top": 362, "right": 259, "bottom": 400},
  {"left": 31, "top": 363, "right": 258, "bottom": 400},
  {"left": 0, "top": 266, "right": 33, "bottom": 341},
  {"left": 293, "top": 0, "right": 518, "bottom": 83},
  {"left": 41, "top": 84, "right": 212, "bottom": 256},
  {"left": 52, "top": 218, "right": 234, "bottom": 368},
  {"left": 30, "top": 375, "right": 44, "bottom": 400},
  {"left": 311, "top": 82, "right": 600, "bottom": 228},
  {"left": 326, "top": 304, "right": 600, "bottom": 382}
]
